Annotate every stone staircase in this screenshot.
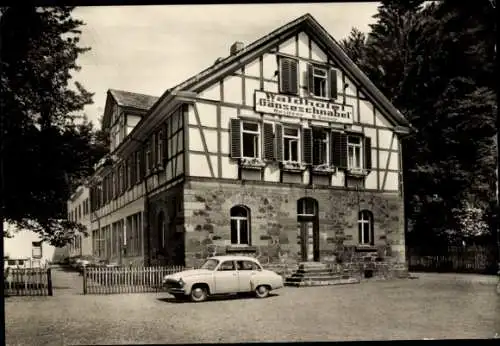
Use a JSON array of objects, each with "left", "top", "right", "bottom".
[{"left": 284, "top": 261, "right": 360, "bottom": 287}]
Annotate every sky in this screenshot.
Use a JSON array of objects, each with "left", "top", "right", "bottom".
[{"left": 72, "top": 3, "right": 380, "bottom": 126}]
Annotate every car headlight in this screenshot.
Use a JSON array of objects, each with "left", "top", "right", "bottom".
[{"left": 178, "top": 278, "right": 185, "bottom": 287}]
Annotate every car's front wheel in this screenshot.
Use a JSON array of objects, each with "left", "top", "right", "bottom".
[
  {"left": 255, "top": 285, "right": 270, "bottom": 298},
  {"left": 190, "top": 285, "right": 208, "bottom": 302}
]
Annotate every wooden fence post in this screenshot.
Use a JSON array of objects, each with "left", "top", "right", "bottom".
[
  {"left": 83, "top": 266, "right": 87, "bottom": 295},
  {"left": 47, "top": 268, "right": 53, "bottom": 296}
]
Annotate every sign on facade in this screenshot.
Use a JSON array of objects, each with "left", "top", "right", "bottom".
[
  {"left": 254, "top": 91, "right": 353, "bottom": 124},
  {"left": 32, "top": 241, "right": 42, "bottom": 259}
]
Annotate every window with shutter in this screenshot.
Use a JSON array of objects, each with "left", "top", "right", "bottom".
[
  {"left": 308, "top": 64, "right": 328, "bottom": 98},
  {"left": 364, "top": 136, "right": 372, "bottom": 171},
  {"left": 275, "top": 124, "right": 283, "bottom": 161},
  {"left": 230, "top": 118, "right": 241, "bottom": 159},
  {"left": 279, "top": 57, "right": 298, "bottom": 95},
  {"left": 302, "top": 128, "right": 312, "bottom": 164},
  {"left": 263, "top": 123, "right": 274, "bottom": 160}
]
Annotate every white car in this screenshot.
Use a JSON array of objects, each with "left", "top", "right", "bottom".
[{"left": 162, "top": 255, "right": 284, "bottom": 302}]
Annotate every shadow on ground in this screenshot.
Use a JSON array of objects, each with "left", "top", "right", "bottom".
[{"left": 157, "top": 292, "right": 279, "bottom": 304}]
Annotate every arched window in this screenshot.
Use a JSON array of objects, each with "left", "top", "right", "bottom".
[
  {"left": 158, "top": 211, "right": 166, "bottom": 249},
  {"left": 358, "top": 210, "right": 374, "bottom": 245},
  {"left": 297, "top": 197, "right": 317, "bottom": 217},
  {"left": 230, "top": 205, "right": 251, "bottom": 245}
]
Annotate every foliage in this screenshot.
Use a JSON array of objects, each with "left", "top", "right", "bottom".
[
  {"left": 0, "top": 7, "right": 108, "bottom": 246},
  {"left": 450, "top": 201, "right": 490, "bottom": 242},
  {"left": 340, "top": 0, "right": 497, "bottom": 249}
]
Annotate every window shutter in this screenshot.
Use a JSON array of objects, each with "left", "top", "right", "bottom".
[
  {"left": 289, "top": 59, "right": 298, "bottom": 94},
  {"left": 131, "top": 155, "right": 136, "bottom": 187},
  {"left": 230, "top": 118, "right": 241, "bottom": 159},
  {"left": 364, "top": 136, "right": 372, "bottom": 172},
  {"left": 302, "top": 128, "right": 312, "bottom": 165},
  {"left": 331, "top": 132, "right": 347, "bottom": 168},
  {"left": 140, "top": 148, "right": 145, "bottom": 179},
  {"left": 275, "top": 124, "right": 283, "bottom": 161},
  {"left": 279, "top": 58, "right": 298, "bottom": 95},
  {"left": 263, "top": 122, "right": 274, "bottom": 160},
  {"left": 152, "top": 134, "right": 157, "bottom": 168},
  {"left": 329, "top": 69, "right": 338, "bottom": 99},
  {"left": 307, "top": 64, "right": 314, "bottom": 95},
  {"left": 163, "top": 124, "right": 168, "bottom": 163}
]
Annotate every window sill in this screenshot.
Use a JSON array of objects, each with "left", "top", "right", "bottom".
[
  {"left": 281, "top": 161, "right": 307, "bottom": 173},
  {"left": 226, "top": 245, "right": 257, "bottom": 253},
  {"left": 240, "top": 157, "right": 266, "bottom": 170},
  {"left": 312, "top": 164, "right": 337, "bottom": 175},
  {"left": 355, "top": 245, "right": 377, "bottom": 252},
  {"left": 345, "top": 168, "right": 369, "bottom": 178}
]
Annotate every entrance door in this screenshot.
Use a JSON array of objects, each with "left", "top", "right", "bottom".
[
  {"left": 299, "top": 221, "right": 316, "bottom": 262},
  {"left": 297, "top": 198, "right": 320, "bottom": 262}
]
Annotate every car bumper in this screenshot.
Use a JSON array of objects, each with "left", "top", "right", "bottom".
[{"left": 165, "top": 286, "right": 186, "bottom": 294}]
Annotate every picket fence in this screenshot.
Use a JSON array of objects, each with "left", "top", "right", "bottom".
[
  {"left": 4, "top": 268, "right": 53, "bottom": 296},
  {"left": 407, "top": 246, "right": 497, "bottom": 274},
  {"left": 83, "top": 265, "right": 185, "bottom": 295}
]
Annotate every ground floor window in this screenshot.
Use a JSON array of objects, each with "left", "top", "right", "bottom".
[
  {"left": 358, "top": 210, "right": 374, "bottom": 245},
  {"left": 230, "top": 205, "right": 251, "bottom": 245}
]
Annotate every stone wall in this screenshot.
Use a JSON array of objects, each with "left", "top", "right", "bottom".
[{"left": 182, "top": 178, "right": 406, "bottom": 269}]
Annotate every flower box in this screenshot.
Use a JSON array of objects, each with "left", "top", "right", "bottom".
[
  {"left": 312, "top": 164, "right": 337, "bottom": 175},
  {"left": 281, "top": 161, "right": 307, "bottom": 173},
  {"left": 346, "top": 168, "right": 369, "bottom": 177},
  {"left": 240, "top": 157, "right": 266, "bottom": 170}
]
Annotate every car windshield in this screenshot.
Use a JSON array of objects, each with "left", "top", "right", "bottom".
[{"left": 200, "top": 259, "right": 219, "bottom": 270}]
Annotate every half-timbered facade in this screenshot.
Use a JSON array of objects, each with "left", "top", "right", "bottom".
[{"left": 88, "top": 14, "right": 412, "bottom": 269}]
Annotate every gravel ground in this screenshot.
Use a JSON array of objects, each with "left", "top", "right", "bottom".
[{"left": 5, "top": 272, "right": 500, "bottom": 345}]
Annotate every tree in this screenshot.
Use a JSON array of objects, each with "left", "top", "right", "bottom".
[
  {"left": 0, "top": 7, "right": 108, "bottom": 246},
  {"left": 340, "top": 0, "right": 497, "bottom": 250}
]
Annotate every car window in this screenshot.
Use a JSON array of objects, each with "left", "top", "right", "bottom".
[
  {"left": 218, "top": 261, "right": 235, "bottom": 271},
  {"left": 237, "top": 260, "right": 259, "bottom": 271}
]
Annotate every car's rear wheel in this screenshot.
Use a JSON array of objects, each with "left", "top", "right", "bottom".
[
  {"left": 190, "top": 285, "right": 208, "bottom": 302},
  {"left": 255, "top": 285, "right": 270, "bottom": 298}
]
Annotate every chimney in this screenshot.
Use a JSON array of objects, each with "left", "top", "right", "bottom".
[{"left": 230, "top": 41, "right": 244, "bottom": 55}]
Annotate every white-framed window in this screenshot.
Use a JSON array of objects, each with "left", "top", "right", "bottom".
[
  {"left": 241, "top": 121, "right": 261, "bottom": 158},
  {"left": 347, "top": 135, "right": 363, "bottom": 169},
  {"left": 312, "top": 128, "right": 329, "bottom": 165},
  {"left": 283, "top": 127, "right": 300, "bottom": 162},
  {"left": 358, "top": 210, "right": 373, "bottom": 245},
  {"left": 230, "top": 205, "right": 250, "bottom": 245},
  {"left": 311, "top": 66, "right": 328, "bottom": 98}
]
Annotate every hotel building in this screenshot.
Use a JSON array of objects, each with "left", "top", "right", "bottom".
[{"left": 87, "top": 14, "right": 413, "bottom": 270}]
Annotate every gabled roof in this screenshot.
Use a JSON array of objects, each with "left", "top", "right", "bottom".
[
  {"left": 108, "top": 89, "right": 159, "bottom": 111},
  {"left": 102, "top": 89, "right": 159, "bottom": 129},
  {"left": 161, "top": 13, "right": 412, "bottom": 130}
]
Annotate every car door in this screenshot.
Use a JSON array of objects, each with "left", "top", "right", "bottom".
[
  {"left": 236, "top": 260, "right": 259, "bottom": 292},
  {"left": 213, "top": 260, "right": 239, "bottom": 294}
]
